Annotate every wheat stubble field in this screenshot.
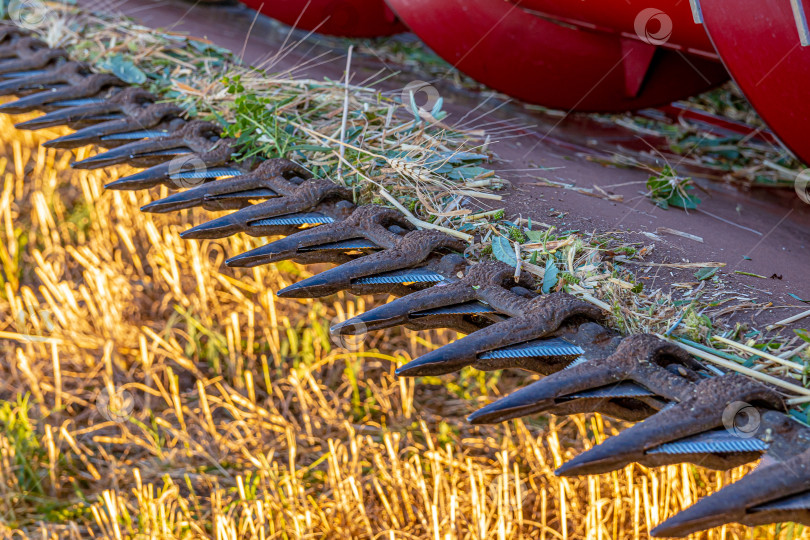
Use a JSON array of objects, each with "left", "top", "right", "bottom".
[{"left": 0, "top": 106, "right": 803, "bottom": 539}]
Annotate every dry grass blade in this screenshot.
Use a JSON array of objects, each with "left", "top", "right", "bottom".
[{"left": 0, "top": 5, "right": 807, "bottom": 540}]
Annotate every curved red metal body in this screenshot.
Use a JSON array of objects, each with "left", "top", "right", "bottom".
[
  {"left": 384, "top": 0, "right": 727, "bottom": 112},
  {"left": 699, "top": 0, "right": 810, "bottom": 164},
  {"left": 238, "top": 0, "right": 405, "bottom": 37},
  {"left": 518, "top": 0, "right": 716, "bottom": 55}
]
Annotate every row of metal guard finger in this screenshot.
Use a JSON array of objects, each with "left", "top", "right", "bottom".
[{"left": 3, "top": 23, "right": 809, "bottom": 536}]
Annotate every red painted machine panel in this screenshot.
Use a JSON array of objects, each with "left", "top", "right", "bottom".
[
  {"left": 385, "top": 0, "right": 727, "bottom": 112},
  {"left": 700, "top": 0, "right": 810, "bottom": 164},
  {"left": 239, "top": 0, "right": 405, "bottom": 37},
  {"left": 517, "top": 0, "right": 716, "bottom": 55}
]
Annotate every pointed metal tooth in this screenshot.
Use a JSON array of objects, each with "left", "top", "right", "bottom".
[
  {"left": 141, "top": 171, "right": 270, "bottom": 213},
  {"left": 467, "top": 368, "right": 620, "bottom": 425},
  {"left": 42, "top": 99, "right": 184, "bottom": 146},
  {"left": 276, "top": 253, "right": 456, "bottom": 298},
  {"left": 73, "top": 142, "right": 188, "bottom": 170},
  {"left": 651, "top": 447, "right": 810, "bottom": 537},
  {"left": 16, "top": 88, "right": 160, "bottom": 130},
  {"left": 179, "top": 173, "right": 351, "bottom": 238},
  {"left": 180, "top": 207, "right": 337, "bottom": 239},
  {"left": 226, "top": 236, "right": 378, "bottom": 267},
  {"left": 396, "top": 294, "right": 604, "bottom": 377},
  {"left": 0, "top": 88, "right": 70, "bottom": 113},
  {"left": 14, "top": 102, "right": 120, "bottom": 130},
  {"left": 276, "top": 230, "right": 466, "bottom": 299},
  {"left": 104, "top": 162, "right": 174, "bottom": 191},
  {"left": 0, "top": 74, "right": 122, "bottom": 114},
  {"left": 44, "top": 122, "right": 165, "bottom": 149},
  {"left": 180, "top": 210, "right": 327, "bottom": 240},
  {"left": 332, "top": 298, "right": 496, "bottom": 338},
  {"left": 330, "top": 280, "right": 478, "bottom": 336},
  {"left": 75, "top": 120, "right": 226, "bottom": 170},
  {"left": 225, "top": 206, "right": 408, "bottom": 268},
  {"left": 0, "top": 60, "right": 105, "bottom": 98},
  {"left": 479, "top": 338, "right": 584, "bottom": 360},
  {"left": 141, "top": 159, "right": 312, "bottom": 213},
  {"left": 181, "top": 212, "right": 260, "bottom": 239},
  {"left": 0, "top": 72, "right": 52, "bottom": 95},
  {"left": 554, "top": 375, "right": 782, "bottom": 477},
  {"left": 226, "top": 229, "right": 372, "bottom": 268},
  {"left": 331, "top": 262, "right": 532, "bottom": 337},
  {"left": 466, "top": 334, "right": 699, "bottom": 424},
  {"left": 108, "top": 165, "right": 238, "bottom": 192}
]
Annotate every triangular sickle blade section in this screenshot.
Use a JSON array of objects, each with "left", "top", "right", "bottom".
[
  {"left": 395, "top": 293, "right": 609, "bottom": 378},
  {"left": 646, "top": 430, "right": 769, "bottom": 455},
  {"left": 554, "top": 374, "right": 786, "bottom": 477},
  {"left": 300, "top": 238, "right": 379, "bottom": 251},
  {"left": 466, "top": 334, "right": 703, "bottom": 425},
  {"left": 353, "top": 267, "right": 446, "bottom": 285},
  {"left": 106, "top": 160, "right": 241, "bottom": 191},
  {"left": 170, "top": 167, "right": 243, "bottom": 181},
  {"left": 142, "top": 158, "right": 312, "bottom": 213},
  {"left": 566, "top": 381, "right": 654, "bottom": 399},
  {"left": 251, "top": 212, "right": 334, "bottom": 226},
  {"left": 479, "top": 337, "right": 584, "bottom": 360}
]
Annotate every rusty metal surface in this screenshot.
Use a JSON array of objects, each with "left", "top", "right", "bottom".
[
  {"left": 3, "top": 22, "right": 810, "bottom": 536},
  {"left": 0, "top": 61, "right": 124, "bottom": 112},
  {"left": 44, "top": 101, "right": 185, "bottom": 149}
]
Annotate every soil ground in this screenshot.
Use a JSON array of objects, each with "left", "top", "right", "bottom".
[{"left": 77, "top": 0, "right": 810, "bottom": 332}]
